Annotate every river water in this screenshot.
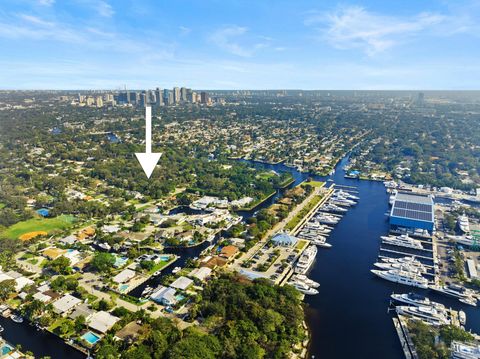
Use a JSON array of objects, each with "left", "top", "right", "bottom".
[{"left": 4, "top": 155, "right": 480, "bottom": 358}]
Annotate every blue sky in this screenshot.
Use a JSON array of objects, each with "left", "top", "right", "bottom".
[{"left": 0, "top": 0, "right": 479, "bottom": 89}]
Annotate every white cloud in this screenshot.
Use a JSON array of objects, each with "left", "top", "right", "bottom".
[
  {"left": 97, "top": 1, "right": 114, "bottom": 17},
  {"left": 38, "top": 0, "right": 55, "bottom": 6},
  {"left": 209, "top": 26, "right": 252, "bottom": 57},
  {"left": 179, "top": 26, "right": 191, "bottom": 35},
  {"left": 306, "top": 6, "right": 446, "bottom": 56},
  {"left": 18, "top": 14, "right": 55, "bottom": 27}
]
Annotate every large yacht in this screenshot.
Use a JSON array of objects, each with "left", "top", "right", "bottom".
[
  {"left": 291, "top": 274, "right": 320, "bottom": 288},
  {"left": 294, "top": 245, "right": 318, "bottom": 274},
  {"left": 315, "top": 214, "right": 339, "bottom": 225},
  {"left": 430, "top": 284, "right": 477, "bottom": 306},
  {"left": 447, "top": 235, "right": 476, "bottom": 247},
  {"left": 291, "top": 282, "right": 319, "bottom": 295},
  {"left": 458, "top": 214, "right": 471, "bottom": 233},
  {"left": 391, "top": 293, "right": 445, "bottom": 310},
  {"left": 335, "top": 190, "right": 360, "bottom": 201},
  {"left": 380, "top": 256, "right": 424, "bottom": 268},
  {"left": 371, "top": 269, "right": 429, "bottom": 289},
  {"left": 374, "top": 261, "right": 426, "bottom": 274},
  {"left": 395, "top": 305, "right": 450, "bottom": 326},
  {"left": 381, "top": 234, "right": 424, "bottom": 250}
]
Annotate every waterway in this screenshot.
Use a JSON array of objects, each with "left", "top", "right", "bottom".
[
  {"left": 5, "top": 155, "right": 480, "bottom": 358},
  {"left": 0, "top": 316, "right": 86, "bottom": 359}
]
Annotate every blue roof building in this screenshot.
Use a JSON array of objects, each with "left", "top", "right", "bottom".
[
  {"left": 271, "top": 233, "right": 298, "bottom": 247},
  {"left": 390, "top": 192, "right": 435, "bottom": 231},
  {"left": 37, "top": 208, "right": 50, "bottom": 217}
]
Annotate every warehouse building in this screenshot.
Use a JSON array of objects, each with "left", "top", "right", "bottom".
[{"left": 389, "top": 192, "right": 435, "bottom": 232}]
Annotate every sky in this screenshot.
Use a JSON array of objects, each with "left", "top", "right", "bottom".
[{"left": 0, "top": 0, "right": 479, "bottom": 90}]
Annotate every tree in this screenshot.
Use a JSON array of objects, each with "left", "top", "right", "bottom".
[
  {"left": 74, "top": 315, "right": 86, "bottom": 331},
  {"left": 0, "top": 279, "right": 16, "bottom": 301},
  {"left": 45, "top": 256, "right": 71, "bottom": 275},
  {"left": 91, "top": 252, "right": 116, "bottom": 273}
]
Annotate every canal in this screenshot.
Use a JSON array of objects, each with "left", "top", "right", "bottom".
[{"left": 4, "top": 155, "right": 480, "bottom": 358}]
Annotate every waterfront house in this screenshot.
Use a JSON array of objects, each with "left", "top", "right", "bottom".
[
  {"left": 150, "top": 286, "right": 177, "bottom": 306},
  {"left": 87, "top": 311, "right": 120, "bottom": 334},
  {"left": 170, "top": 276, "right": 194, "bottom": 291},
  {"left": 188, "top": 267, "right": 212, "bottom": 282},
  {"left": 52, "top": 294, "right": 82, "bottom": 315},
  {"left": 115, "top": 322, "right": 145, "bottom": 343},
  {"left": 112, "top": 269, "right": 136, "bottom": 284},
  {"left": 219, "top": 245, "right": 239, "bottom": 260},
  {"left": 70, "top": 303, "right": 95, "bottom": 321}
]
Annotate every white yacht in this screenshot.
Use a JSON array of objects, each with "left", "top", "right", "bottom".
[
  {"left": 430, "top": 284, "right": 477, "bottom": 306},
  {"left": 315, "top": 214, "right": 339, "bottom": 225},
  {"left": 450, "top": 341, "right": 480, "bottom": 359},
  {"left": 292, "top": 274, "right": 320, "bottom": 288},
  {"left": 322, "top": 203, "right": 348, "bottom": 213},
  {"left": 447, "top": 235, "right": 476, "bottom": 247},
  {"left": 384, "top": 180, "right": 398, "bottom": 189},
  {"left": 380, "top": 256, "right": 425, "bottom": 268},
  {"left": 458, "top": 214, "right": 471, "bottom": 233},
  {"left": 335, "top": 190, "right": 360, "bottom": 201},
  {"left": 391, "top": 293, "right": 445, "bottom": 310},
  {"left": 371, "top": 269, "right": 429, "bottom": 289},
  {"left": 330, "top": 197, "right": 356, "bottom": 207},
  {"left": 395, "top": 305, "right": 450, "bottom": 326},
  {"left": 294, "top": 245, "right": 317, "bottom": 274},
  {"left": 381, "top": 234, "right": 424, "bottom": 250},
  {"left": 374, "top": 262, "right": 426, "bottom": 274},
  {"left": 310, "top": 238, "right": 332, "bottom": 248},
  {"left": 291, "top": 282, "right": 319, "bottom": 295}
]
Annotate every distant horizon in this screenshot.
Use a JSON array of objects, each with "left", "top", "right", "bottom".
[{"left": 2, "top": 88, "right": 480, "bottom": 92}]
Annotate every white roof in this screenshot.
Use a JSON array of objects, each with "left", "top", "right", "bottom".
[
  {"left": 112, "top": 269, "right": 136, "bottom": 283},
  {"left": 33, "top": 292, "right": 52, "bottom": 303},
  {"left": 189, "top": 267, "right": 212, "bottom": 281},
  {"left": 150, "top": 286, "right": 177, "bottom": 305},
  {"left": 88, "top": 311, "right": 119, "bottom": 333},
  {"left": 14, "top": 277, "right": 34, "bottom": 292},
  {"left": 60, "top": 235, "right": 77, "bottom": 245},
  {"left": 170, "top": 276, "right": 193, "bottom": 290},
  {"left": 52, "top": 294, "right": 82, "bottom": 314}
]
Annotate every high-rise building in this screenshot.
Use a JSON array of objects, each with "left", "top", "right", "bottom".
[
  {"left": 139, "top": 92, "right": 147, "bottom": 107},
  {"left": 168, "top": 91, "right": 174, "bottom": 105},
  {"left": 187, "top": 90, "right": 196, "bottom": 103},
  {"left": 127, "top": 91, "right": 138, "bottom": 104},
  {"left": 180, "top": 87, "right": 187, "bottom": 102},
  {"left": 173, "top": 87, "right": 180, "bottom": 103},
  {"left": 96, "top": 97, "right": 103, "bottom": 107},
  {"left": 155, "top": 88, "right": 163, "bottom": 106},
  {"left": 200, "top": 91, "right": 209, "bottom": 104}
]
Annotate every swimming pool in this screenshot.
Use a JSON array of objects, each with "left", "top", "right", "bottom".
[
  {"left": 159, "top": 255, "right": 170, "bottom": 261},
  {"left": 1, "top": 344, "right": 13, "bottom": 355},
  {"left": 119, "top": 284, "right": 129, "bottom": 293},
  {"left": 81, "top": 331, "right": 100, "bottom": 345}
]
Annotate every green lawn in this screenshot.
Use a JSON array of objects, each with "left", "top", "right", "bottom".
[
  {"left": 2, "top": 214, "right": 76, "bottom": 239},
  {"left": 301, "top": 180, "right": 324, "bottom": 188},
  {"left": 285, "top": 195, "right": 323, "bottom": 232},
  {"left": 0, "top": 203, "right": 6, "bottom": 209}
]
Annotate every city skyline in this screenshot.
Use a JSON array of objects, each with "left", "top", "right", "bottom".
[{"left": 0, "top": 0, "right": 480, "bottom": 90}]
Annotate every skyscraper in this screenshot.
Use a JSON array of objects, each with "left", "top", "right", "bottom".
[
  {"left": 139, "top": 92, "right": 147, "bottom": 107},
  {"left": 173, "top": 87, "right": 180, "bottom": 103},
  {"left": 180, "top": 87, "right": 187, "bottom": 102},
  {"left": 200, "top": 91, "right": 209, "bottom": 104},
  {"left": 155, "top": 88, "right": 163, "bottom": 106}
]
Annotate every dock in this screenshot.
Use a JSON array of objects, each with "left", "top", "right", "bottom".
[{"left": 393, "top": 315, "right": 418, "bottom": 359}]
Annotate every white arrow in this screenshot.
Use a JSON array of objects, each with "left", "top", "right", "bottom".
[{"left": 135, "top": 106, "right": 162, "bottom": 178}]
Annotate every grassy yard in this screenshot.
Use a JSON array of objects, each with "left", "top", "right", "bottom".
[
  {"left": 2, "top": 214, "right": 76, "bottom": 239},
  {"left": 301, "top": 180, "right": 324, "bottom": 188},
  {"left": 285, "top": 194, "right": 323, "bottom": 232}
]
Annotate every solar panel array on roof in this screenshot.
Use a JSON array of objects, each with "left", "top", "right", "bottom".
[
  {"left": 392, "top": 208, "right": 433, "bottom": 221},
  {"left": 394, "top": 201, "right": 432, "bottom": 212},
  {"left": 390, "top": 193, "right": 434, "bottom": 223}
]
